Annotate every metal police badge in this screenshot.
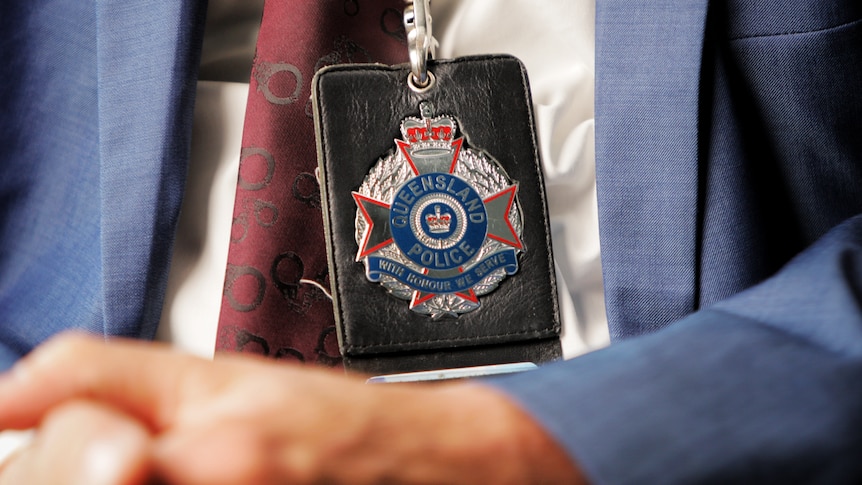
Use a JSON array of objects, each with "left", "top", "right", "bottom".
[{"left": 352, "top": 102, "right": 524, "bottom": 318}]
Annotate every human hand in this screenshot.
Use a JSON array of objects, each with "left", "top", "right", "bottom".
[
  {"left": 0, "top": 400, "right": 151, "bottom": 485},
  {"left": 0, "top": 333, "right": 584, "bottom": 484}
]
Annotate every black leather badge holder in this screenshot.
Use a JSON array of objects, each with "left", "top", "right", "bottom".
[{"left": 312, "top": 55, "right": 561, "bottom": 377}]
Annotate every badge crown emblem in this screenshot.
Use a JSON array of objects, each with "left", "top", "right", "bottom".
[
  {"left": 425, "top": 205, "right": 452, "bottom": 234},
  {"left": 400, "top": 108, "right": 456, "bottom": 158}
]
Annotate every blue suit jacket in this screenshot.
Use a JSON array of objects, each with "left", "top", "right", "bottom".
[
  {"left": 2, "top": 0, "right": 861, "bottom": 483},
  {"left": 499, "top": 1, "right": 862, "bottom": 483},
  {"left": 0, "top": 1, "right": 206, "bottom": 363}
]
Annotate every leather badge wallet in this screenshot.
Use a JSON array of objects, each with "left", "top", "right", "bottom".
[{"left": 312, "top": 55, "right": 561, "bottom": 375}]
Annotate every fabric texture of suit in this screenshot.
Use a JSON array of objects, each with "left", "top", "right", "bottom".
[
  {"left": 2, "top": 0, "right": 862, "bottom": 483},
  {"left": 0, "top": 1, "right": 206, "bottom": 365}
]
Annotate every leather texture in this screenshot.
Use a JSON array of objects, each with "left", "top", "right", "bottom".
[
  {"left": 313, "top": 55, "right": 561, "bottom": 373},
  {"left": 345, "top": 338, "right": 562, "bottom": 375}
]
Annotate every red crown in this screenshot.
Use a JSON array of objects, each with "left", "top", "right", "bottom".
[
  {"left": 400, "top": 103, "right": 457, "bottom": 158},
  {"left": 425, "top": 205, "right": 452, "bottom": 233}
]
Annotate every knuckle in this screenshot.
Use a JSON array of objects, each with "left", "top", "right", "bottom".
[{"left": 20, "top": 331, "right": 101, "bottom": 380}]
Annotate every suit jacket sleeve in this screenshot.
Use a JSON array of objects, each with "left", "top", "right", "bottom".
[
  {"left": 490, "top": 215, "right": 862, "bottom": 484},
  {"left": 489, "top": 2, "right": 862, "bottom": 483}
]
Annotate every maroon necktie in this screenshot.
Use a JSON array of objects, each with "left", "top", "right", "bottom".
[{"left": 216, "top": 0, "right": 408, "bottom": 365}]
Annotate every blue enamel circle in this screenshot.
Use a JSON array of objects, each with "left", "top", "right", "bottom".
[{"left": 389, "top": 173, "right": 488, "bottom": 271}]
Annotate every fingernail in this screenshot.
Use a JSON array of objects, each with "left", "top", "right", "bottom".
[
  {"left": 80, "top": 440, "right": 126, "bottom": 485},
  {"left": 78, "top": 435, "right": 144, "bottom": 485}
]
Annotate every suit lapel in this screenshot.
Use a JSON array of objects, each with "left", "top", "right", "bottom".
[
  {"left": 594, "top": 0, "right": 709, "bottom": 339},
  {"left": 94, "top": 0, "right": 207, "bottom": 338}
]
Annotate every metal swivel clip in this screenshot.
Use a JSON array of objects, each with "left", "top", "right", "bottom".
[{"left": 404, "top": 0, "right": 438, "bottom": 92}]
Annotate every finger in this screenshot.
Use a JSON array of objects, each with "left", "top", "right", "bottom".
[
  {"left": 0, "top": 400, "right": 152, "bottom": 485},
  {"left": 0, "top": 332, "right": 222, "bottom": 430},
  {"left": 154, "top": 423, "right": 275, "bottom": 485}
]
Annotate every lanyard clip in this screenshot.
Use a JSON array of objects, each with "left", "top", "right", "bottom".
[{"left": 404, "top": 0, "right": 437, "bottom": 91}]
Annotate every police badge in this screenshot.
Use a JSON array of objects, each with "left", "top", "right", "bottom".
[
  {"left": 353, "top": 101, "right": 524, "bottom": 318},
  {"left": 311, "top": 1, "right": 560, "bottom": 376}
]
